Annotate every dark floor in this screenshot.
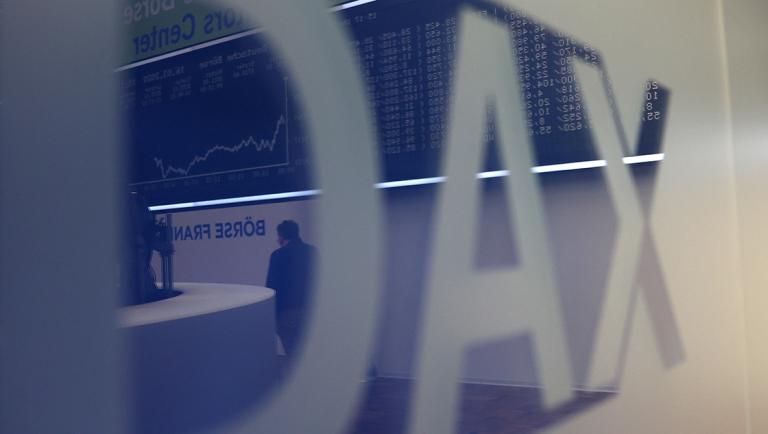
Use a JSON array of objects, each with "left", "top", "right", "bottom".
[{"left": 346, "top": 378, "right": 613, "bottom": 434}]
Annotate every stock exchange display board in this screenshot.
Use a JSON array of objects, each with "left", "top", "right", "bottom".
[{"left": 121, "top": 0, "right": 666, "bottom": 206}]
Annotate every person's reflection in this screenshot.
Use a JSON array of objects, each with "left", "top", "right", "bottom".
[{"left": 266, "top": 220, "right": 316, "bottom": 360}]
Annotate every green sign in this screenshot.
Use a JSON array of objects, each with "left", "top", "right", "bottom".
[{"left": 120, "top": 0, "right": 255, "bottom": 65}]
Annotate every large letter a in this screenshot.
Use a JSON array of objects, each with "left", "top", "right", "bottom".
[{"left": 408, "top": 10, "right": 574, "bottom": 434}]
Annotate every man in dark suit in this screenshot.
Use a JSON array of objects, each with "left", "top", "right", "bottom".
[{"left": 266, "top": 220, "right": 316, "bottom": 358}]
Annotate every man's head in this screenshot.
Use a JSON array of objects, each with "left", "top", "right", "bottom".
[{"left": 276, "top": 220, "right": 301, "bottom": 246}]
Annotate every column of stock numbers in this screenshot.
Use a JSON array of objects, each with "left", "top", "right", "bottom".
[
  {"left": 344, "top": 1, "right": 608, "bottom": 170},
  {"left": 348, "top": 10, "right": 458, "bottom": 159}
]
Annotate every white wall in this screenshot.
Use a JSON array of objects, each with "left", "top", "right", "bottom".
[
  {"left": 722, "top": 0, "right": 768, "bottom": 432},
  {"left": 152, "top": 199, "right": 316, "bottom": 287}
]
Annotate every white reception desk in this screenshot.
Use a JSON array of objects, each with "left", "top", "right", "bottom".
[{"left": 119, "top": 283, "right": 277, "bottom": 434}]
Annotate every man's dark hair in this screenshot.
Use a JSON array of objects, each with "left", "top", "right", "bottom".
[{"left": 277, "top": 220, "right": 301, "bottom": 241}]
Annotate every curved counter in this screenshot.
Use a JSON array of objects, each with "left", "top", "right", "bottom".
[{"left": 119, "top": 283, "right": 277, "bottom": 434}]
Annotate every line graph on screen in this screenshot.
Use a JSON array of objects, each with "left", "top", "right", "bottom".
[
  {"left": 153, "top": 114, "right": 287, "bottom": 179},
  {"left": 134, "top": 77, "right": 291, "bottom": 184}
]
